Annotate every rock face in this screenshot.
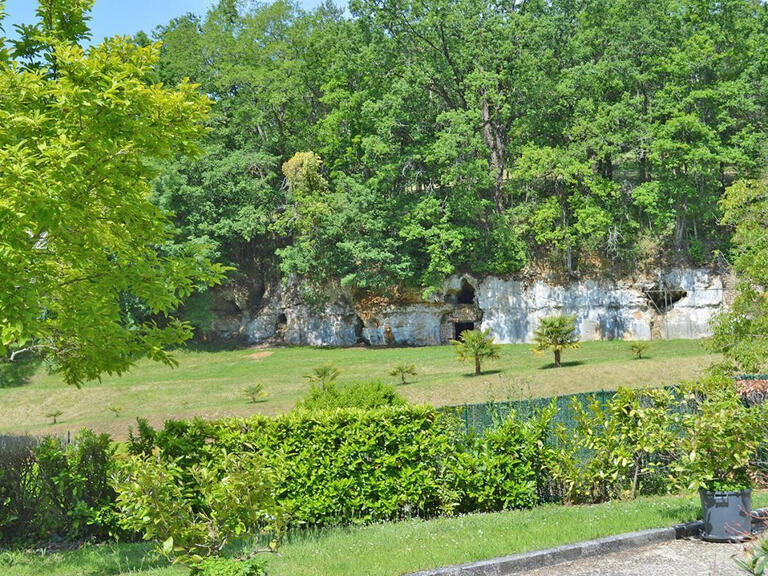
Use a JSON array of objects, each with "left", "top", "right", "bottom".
[{"left": 210, "top": 268, "right": 730, "bottom": 346}]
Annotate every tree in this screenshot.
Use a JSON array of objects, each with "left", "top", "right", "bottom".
[
  {"left": 0, "top": 1, "right": 226, "bottom": 386},
  {"left": 629, "top": 342, "right": 651, "bottom": 360},
  {"left": 389, "top": 363, "right": 417, "bottom": 385},
  {"left": 532, "top": 315, "right": 581, "bottom": 368},
  {"left": 710, "top": 178, "right": 768, "bottom": 373},
  {"left": 451, "top": 329, "right": 499, "bottom": 376},
  {"left": 304, "top": 363, "right": 340, "bottom": 386}
]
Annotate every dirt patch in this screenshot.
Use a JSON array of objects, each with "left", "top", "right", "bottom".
[{"left": 248, "top": 350, "right": 274, "bottom": 360}]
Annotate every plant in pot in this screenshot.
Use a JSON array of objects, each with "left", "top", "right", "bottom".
[{"left": 675, "top": 379, "right": 766, "bottom": 542}]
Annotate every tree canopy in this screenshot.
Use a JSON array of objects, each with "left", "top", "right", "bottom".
[
  {"left": 148, "top": 0, "right": 768, "bottom": 297},
  {"left": 0, "top": 0, "right": 225, "bottom": 385}
]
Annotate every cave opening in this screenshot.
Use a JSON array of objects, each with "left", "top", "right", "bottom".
[
  {"left": 457, "top": 280, "right": 476, "bottom": 305},
  {"left": 275, "top": 313, "right": 287, "bottom": 332},
  {"left": 454, "top": 321, "right": 475, "bottom": 340},
  {"left": 354, "top": 315, "right": 367, "bottom": 344},
  {"left": 643, "top": 289, "right": 687, "bottom": 312}
]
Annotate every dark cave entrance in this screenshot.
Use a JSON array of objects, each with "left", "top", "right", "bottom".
[
  {"left": 275, "top": 313, "right": 287, "bottom": 331},
  {"left": 454, "top": 321, "right": 475, "bottom": 340},
  {"left": 457, "top": 280, "right": 476, "bottom": 305},
  {"left": 643, "top": 289, "right": 687, "bottom": 312}
]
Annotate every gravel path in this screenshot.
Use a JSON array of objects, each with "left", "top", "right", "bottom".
[{"left": 523, "top": 538, "right": 753, "bottom": 576}]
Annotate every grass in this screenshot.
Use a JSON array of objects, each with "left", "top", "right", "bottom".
[
  {"left": 3, "top": 492, "right": 765, "bottom": 576},
  {"left": 0, "top": 339, "right": 716, "bottom": 437}
]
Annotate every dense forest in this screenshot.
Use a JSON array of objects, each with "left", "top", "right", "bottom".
[{"left": 148, "top": 0, "right": 768, "bottom": 298}]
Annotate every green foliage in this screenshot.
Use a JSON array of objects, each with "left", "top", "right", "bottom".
[
  {"left": 148, "top": 0, "right": 768, "bottom": 292},
  {"left": 35, "top": 430, "right": 118, "bottom": 540},
  {"left": 629, "top": 342, "right": 652, "bottom": 360},
  {"left": 548, "top": 388, "right": 680, "bottom": 503},
  {"left": 532, "top": 315, "right": 581, "bottom": 368},
  {"left": 191, "top": 557, "right": 267, "bottom": 576},
  {"left": 114, "top": 450, "right": 281, "bottom": 566},
  {"left": 451, "top": 329, "right": 500, "bottom": 376},
  {"left": 710, "top": 179, "right": 768, "bottom": 374},
  {"left": 389, "top": 363, "right": 417, "bottom": 385},
  {"left": 0, "top": 430, "right": 118, "bottom": 544},
  {"left": 296, "top": 380, "right": 406, "bottom": 411},
  {"left": 0, "top": 2, "right": 226, "bottom": 386},
  {"left": 737, "top": 535, "right": 768, "bottom": 576},
  {"left": 674, "top": 377, "right": 767, "bottom": 491}
]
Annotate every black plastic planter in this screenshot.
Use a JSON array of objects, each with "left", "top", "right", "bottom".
[{"left": 699, "top": 487, "right": 752, "bottom": 542}]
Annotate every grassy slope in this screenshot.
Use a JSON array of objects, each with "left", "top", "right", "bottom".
[
  {"left": 4, "top": 492, "right": 765, "bottom": 576},
  {"left": 0, "top": 339, "right": 715, "bottom": 437}
]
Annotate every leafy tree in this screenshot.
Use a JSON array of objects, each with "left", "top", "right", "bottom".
[
  {"left": 532, "top": 315, "right": 581, "bottom": 368},
  {"left": 710, "top": 178, "right": 768, "bottom": 373},
  {"left": 451, "top": 329, "right": 500, "bottom": 376},
  {"left": 389, "top": 363, "right": 417, "bottom": 386},
  {"left": 0, "top": 1, "right": 226, "bottom": 386}
]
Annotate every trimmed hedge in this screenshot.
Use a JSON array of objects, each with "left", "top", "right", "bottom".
[{"left": 127, "top": 405, "right": 548, "bottom": 527}]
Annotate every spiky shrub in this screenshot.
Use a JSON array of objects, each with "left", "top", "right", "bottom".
[
  {"left": 532, "top": 315, "right": 580, "bottom": 368},
  {"left": 629, "top": 342, "right": 652, "bottom": 359},
  {"left": 304, "top": 363, "right": 340, "bottom": 386},
  {"left": 389, "top": 363, "right": 417, "bottom": 385},
  {"left": 243, "top": 383, "right": 268, "bottom": 403},
  {"left": 451, "top": 329, "right": 500, "bottom": 376}
]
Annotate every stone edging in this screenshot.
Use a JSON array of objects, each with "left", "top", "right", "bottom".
[{"left": 407, "top": 507, "right": 768, "bottom": 576}]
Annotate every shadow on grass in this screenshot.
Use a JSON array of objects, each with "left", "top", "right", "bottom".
[
  {"left": 0, "top": 355, "right": 42, "bottom": 388},
  {"left": 462, "top": 369, "right": 503, "bottom": 378},
  {"left": 538, "top": 361, "right": 584, "bottom": 370}
]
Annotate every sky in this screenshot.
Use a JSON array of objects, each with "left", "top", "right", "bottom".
[{"left": 2, "top": 0, "right": 325, "bottom": 44}]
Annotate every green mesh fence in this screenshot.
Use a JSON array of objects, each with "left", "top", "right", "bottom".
[{"left": 443, "top": 389, "right": 617, "bottom": 438}]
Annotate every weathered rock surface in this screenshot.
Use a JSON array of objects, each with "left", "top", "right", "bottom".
[{"left": 210, "top": 268, "right": 730, "bottom": 346}]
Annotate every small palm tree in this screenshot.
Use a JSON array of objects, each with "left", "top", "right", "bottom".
[
  {"left": 305, "top": 363, "right": 340, "bottom": 386},
  {"left": 389, "top": 363, "right": 417, "bottom": 385},
  {"left": 451, "top": 328, "right": 500, "bottom": 376},
  {"left": 243, "top": 383, "right": 269, "bottom": 403},
  {"left": 45, "top": 409, "right": 63, "bottom": 425},
  {"left": 532, "top": 314, "right": 580, "bottom": 368},
  {"left": 629, "top": 341, "right": 651, "bottom": 360}
]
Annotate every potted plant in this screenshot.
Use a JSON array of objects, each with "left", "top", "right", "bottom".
[{"left": 676, "top": 379, "right": 766, "bottom": 542}]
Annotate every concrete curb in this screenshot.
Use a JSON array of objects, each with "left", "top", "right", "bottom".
[{"left": 408, "top": 507, "right": 768, "bottom": 576}]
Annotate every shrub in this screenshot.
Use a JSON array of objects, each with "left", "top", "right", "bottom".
[
  {"left": 0, "top": 436, "right": 42, "bottom": 543},
  {"left": 547, "top": 388, "right": 679, "bottom": 503},
  {"left": 127, "top": 407, "right": 466, "bottom": 527},
  {"left": 296, "top": 380, "right": 406, "bottom": 411},
  {"left": 629, "top": 342, "right": 651, "bottom": 360},
  {"left": 0, "top": 431, "right": 119, "bottom": 544},
  {"left": 243, "top": 384, "right": 268, "bottom": 404},
  {"left": 304, "top": 363, "right": 340, "bottom": 385},
  {"left": 453, "top": 404, "right": 557, "bottom": 512},
  {"left": 114, "top": 450, "right": 281, "bottom": 566},
  {"left": 389, "top": 363, "right": 417, "bottom": 385},
  {"left": 674, "top": 377, "right": 767, "bottom": 491},
  {"left": 35, "top": 430, "right": 119, "bottom": 540}
]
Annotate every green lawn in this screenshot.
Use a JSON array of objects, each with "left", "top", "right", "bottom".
[
  {"left": 0, "top": 339, "right": 716, "bottom": 437},
  {"left": 3, "top": 492, "right": 764, "bottom": 576}
]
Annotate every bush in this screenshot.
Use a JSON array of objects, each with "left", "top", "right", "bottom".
[
  {"left": 295, "top": 380, "right": 406, "bottom": 411},
  {"left": 0, "top": 430, "right": 118, "bottom": 545},
  {"left": 0, "top": 436, "right": 42, "bottom": 543},
  {"left": 114, "top": 450, "right": 280, "bottom": 566},
  {"left": 128, "top": 407, "right": 467, "bottom": 527}
]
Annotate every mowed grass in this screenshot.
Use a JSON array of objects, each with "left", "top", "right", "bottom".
[
  {"left": 3, "top": 491, "right": 765, "bottom": 576},
  {"left": 0, "top": 339, "right": 716, "bottom": 437}
]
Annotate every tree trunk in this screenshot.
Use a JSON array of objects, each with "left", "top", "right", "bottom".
[
  {"left": 481, "top": 95, "right": 506, "bottom": 214},
  {"left": 475, "top": 355, "right": 481, "bottom": 375},
  {"left": 554, "top": 349, "right": 561, "bottom": 368}
]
